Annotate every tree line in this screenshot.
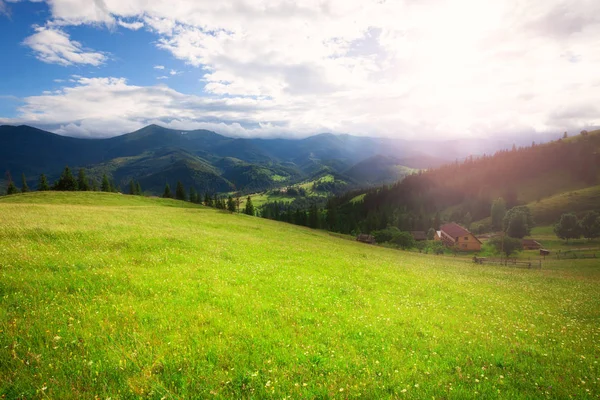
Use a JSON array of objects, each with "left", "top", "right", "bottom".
[
  {"left": 3, "top": 166, "right": 143, "bottom": 196},
  {"left": 159, "top": 181, "right": 255, "bottom": 215}
]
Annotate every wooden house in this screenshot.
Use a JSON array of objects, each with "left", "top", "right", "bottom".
[
  {"left": 522, "top": 239, "right": 542, "bottom": 250},
  {"left": 410, "top": 231, "right": 427, "bottom": 241},
  {"left": 434, "top": 222, "right": 482, "bottom": 251},
  {"left": 356, "top": 234, "right": 376, "bottom": 244}
]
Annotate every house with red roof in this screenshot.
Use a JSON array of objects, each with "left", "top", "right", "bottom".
[{"left": 434, "top": 222, "right": 482, "bottom": 251}]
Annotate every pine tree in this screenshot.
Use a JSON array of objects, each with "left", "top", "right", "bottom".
[
  {"left": 128, "top": 179, "right": 136, "bottom": 195},
  {"left": 101, "top": 174, "right": 111, "bottom": 192},
  {"left": 21, "top": 173, "right": 29, "bottom": 193},
  {"left": 38, "top": 174, "right": 50, "bottom": 191},
  {"left": 244, "top": 196, "right": 255, "bottom": 215},
  {"left": 53, "top": 166, "right": 78, "bottom": 191},
  {"left": 135, "top": 182, "right": 142, "bottom": 195},
  {"left": 204, "top": 193, "right": 213, "bottom": 207},
  {"left": 163, "top": 183, "right": 172, "bottom": 198},
  {"left": 175, "top": 181, "right": 186, "bottom": 201},
  {"left": 91, "top": 179, "right": 98, "bottom": 191},
  {"left": 77, "top": 169, "right": 89, "bottom": 191},
  {"left": 491, "top": 198, "right": 506, "bottom": 231},
  {"left": 189, "top": 187, "right": 197, "bottom": 203},
  {"left": 5, "top": 172, "right": 18, "bottom": 195},
  {"left": 227, "top": 195, "right": 236, "bottom": 212}
]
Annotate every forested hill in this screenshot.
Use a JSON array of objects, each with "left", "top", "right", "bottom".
[
  {"left": 1, "top": 124, "right": 535, "bottom": 195},
  {"left": 321, "top": 130, "right": 600, "bottom": 234}
]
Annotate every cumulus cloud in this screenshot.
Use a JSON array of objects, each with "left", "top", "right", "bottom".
[
  {"left": 22, "top": 26, "right": 106, "bottom": 66},
  {"left": 6, "top": 0, "right": 600, "bottom": 138},
  {"left": 117, "top": 19, "right": 143, "bottom": 30}
]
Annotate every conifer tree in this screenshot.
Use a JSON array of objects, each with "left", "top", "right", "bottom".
[
  {"left": 204, "top": 193, "right": 213, "bottom": 207},
  {"left": 227, "top": 195, "right": 236, "bottom": 212},
  {"left": 244, "top": 196, "right": 255, "bottom": 215},
  {"left": 101, "top": 174, "right": 111, "bottom": 192},
  {"left": 21, "top": 173, "right": 29, "bottom": 193},
  {"left": 5, "top": 172, "right": 18, "bottom": 195},
  {"left": 129, "top": 179, "right": 136, "bottom": 195},
  {"left": 91, "top": 179, "right": 98, "bottom": 191},
  {"left": 77, "top": 169, "right": 89, "bottom": 191},
  {"left": 163, "top": 183, "right": 172, "bottom": 198},
  {"left": 135, "top": 182, "right": 142, "bottom": 195},
  {"left": 175, "top": 181, "right": 186, "bottom": 201},
  {"left": 53, "top": 166, "right": 78, "bottom": 191},
  {"left": 189, "top": 186, "right": 198, "bottom": 203},
  {"left": 38, "top": 174, "right": 50, "bottom": 191}
]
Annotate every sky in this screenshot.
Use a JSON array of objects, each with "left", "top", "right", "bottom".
[{"left": 0, "top": 0, "right": 598, "bottom": 139}]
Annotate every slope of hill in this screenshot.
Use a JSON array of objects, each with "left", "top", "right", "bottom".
[
  {"left": 1, "top": 191, "right": 598, "bottom": 398},
  {"left": 1, "top": 124, "right": 527, "bottom": 195},
  {"left": 344, "top": 154, "right": 418, "bottom": 185},
  {"left": 319, "top": 130, "right": 600, "bottom": 234}
]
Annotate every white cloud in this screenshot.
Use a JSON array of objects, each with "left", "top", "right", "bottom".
[
  {"left": 22, "top": 26, "right": 106, "bottom": 66},
  {"left": 169, "top": 69, "right": 180, "bottom": 75},
  {"left": 0, "top": 0, "right": 10, "bottom": 17},
  {"left": 153, "top": 65, "right": 165, "bottom": 69},
  {"left": 7, "top": 0, "right": 600, "bottom": 138},
  {"left": 117, "top": 19, "right": 143, "bottom": 30},
  {"left": 156, "top": 75, "right": 168, "bottom": 80}
]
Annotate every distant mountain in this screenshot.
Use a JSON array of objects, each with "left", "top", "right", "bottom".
[
  {"left": 0, "top": 124, "right": 532, "bottom": 195},
  {"left": 344, "top": 155, "right": 418, "bottom": 185}
]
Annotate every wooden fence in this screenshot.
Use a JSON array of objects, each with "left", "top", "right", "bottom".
[{"left": 473, "top": 257, "right": 542, "bottom": 269}]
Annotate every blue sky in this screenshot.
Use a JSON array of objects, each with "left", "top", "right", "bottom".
[{"left": 0, "top": 0, "right": 598, "bottom": 139}]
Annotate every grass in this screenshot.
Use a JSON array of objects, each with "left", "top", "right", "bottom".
[
  {"left": 526, "top": 185, "right": 600, "bottom": 225},
  {"left": 1, "top": 192, "right": 600, "bottom": 399}
]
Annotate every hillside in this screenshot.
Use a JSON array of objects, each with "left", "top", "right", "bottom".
[
  {"left": 1, "top": 192, "right": 599, "bottom": 398},
  {"left": 1, "top": 124, "right": 533, "bottom": 195},
  {"left": 309, "top": 130, "right": 600, "bottom": 234}
]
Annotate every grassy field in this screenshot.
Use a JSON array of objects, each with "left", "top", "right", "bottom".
[{"left": 1, "top": 192, "right": 599, "bottom": 399}]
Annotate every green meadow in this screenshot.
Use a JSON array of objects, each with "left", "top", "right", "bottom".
[{"left": 1, "top": 192, "right": 599, "bottom": 399}]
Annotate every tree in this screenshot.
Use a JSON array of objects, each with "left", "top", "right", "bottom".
[
  {"left": 308, "top": 203, "right": 320, "bottom": 229},
  {"left": 580, "top": 211, "right": 600, "bottom": 241},
  {"left": 21, "top": 173, "right": 29, "bottom": 193},
  {"left": 38, "top": 174, "right": 50, "bottom": 191},
  {"left": 5, "top": 172, "right": 18, "bottom": 195},
  {"left": 235, "top": 194, "right": 241, "bottom": 213},
  {"left": 554, "top": 213, "right": 581, "bottom": 242},
  {"left": 175, "top": 181, "right": 186, "bottom": 201},
  {"left": 204, "top": 193, "right": 213, "bottom": 207},
  {"left": 491, "top": 197, "right": 506, "bottom": 231},
  {"left": 91, "top": 179, "right": 98, "bottom": 191},
  {"left": 488, "top": 236, "right": 522, "bottom": 257},
  {"left": 101, "top": 174, "right": 111, "bottom": 192},
  {"left": 503, "top": 206, "right": 534, "bottom": 236},
  {"left": 563, "top": 131, "right": 568, "bottom": 139},
  {"left": 53, "top": 166, "right": 78, "bottom": 191},
  {"left": 392, "top": 231, "right": 416, "bottom": 250},
  {"left": 135, "top": 182, "right": 142, "bottom": 195},
  {"left": 426, "top": 227, "right": 436, "bottom": 240},
  {"left": 77, "top": 169, "right": 89, "bottom": 191},
  {"left": 244, "top": 196, "right": 255, "bottom": 216},
  {"left": 189, "top": 186, "right": 198, "bottom": 203},
  {"left": 129, "top": 179, "right": 136, "bottom": 195},
  {"left": 163, "top": 183, "right": 172, "bottom": 198},
  {"left": 227, "top": 195, "right": 236, "bottom": 212},
  {"left": 506, "top": 210, "right": 528, "bottom": 239}
]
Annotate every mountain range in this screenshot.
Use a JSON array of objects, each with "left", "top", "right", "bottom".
[{"left": 0, "top": 124, "right": 551, "bottom": 195}]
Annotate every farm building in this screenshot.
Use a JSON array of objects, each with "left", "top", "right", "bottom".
[
  {"left": 434, "top": 222, "right": 482, "bottom": 251},
  {"left": 410, "top": 231, "right": 427, "bottom": 241},
  {"left": 356, "top": 234, "right": 376, "bottom": 244},
  {"left": 522, "top": 239, "right": 542, "bottom": 250}
]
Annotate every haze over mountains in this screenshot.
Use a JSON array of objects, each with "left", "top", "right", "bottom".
[{"left": 0, "top": 124, "right": 546, "bottom": 195}]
